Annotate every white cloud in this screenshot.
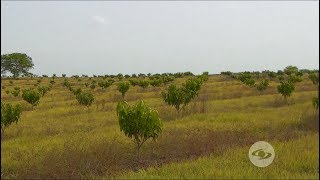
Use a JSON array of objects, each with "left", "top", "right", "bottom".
[{"left": 92, "top": 15, "right": 106, "bottom": 24}]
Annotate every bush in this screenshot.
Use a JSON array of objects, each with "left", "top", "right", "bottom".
[
  {"left": 1, "top": 103, "right": 22, "bottom": 139},
  {"left": 256, "top": 79, "right": 269, "bottom": 92},
  {"left": 138, "top": 80, "right": 149, "bottom": 88},
  {"left": 37, "top": 86, "right": 50, "bottom": 96},
  {"left": 277, "top": 81, "right": 295, "bottom": 102},
  {"left": 162, "top": 84, "right": 186, "bottom": 113},
  {"left": 117, "top": 100, "right": 162, "bottom": 161},
  {"left": 11, "top": 89, "right": 20, "bottom": 97},
  {"left": 150, "top": 79, "right": 162, "bottom": 87},
  {"left": 89, "top": 84, "right": 96, "bottom": 90},
  {"left": 162, "top": 77, "right": 204, "bottom": 113},
  {"left": 308, "top": 73, "right": 319, "bottom": 85},
  {"left": 98, "top": 80, "right": 113, "bottom": 90},
  {"left": 76, "top": 92, "right": 94, "bottom": 107},
  {"left": 117, "top": 82, "right": 130, "bottom": 99},
  {"left": 22, "top": 89, "right": 41, "bottom": 109}
]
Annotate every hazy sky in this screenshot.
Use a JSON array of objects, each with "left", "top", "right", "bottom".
[{"left": 1, "top": 1, "right": 319, "bottom": 76}]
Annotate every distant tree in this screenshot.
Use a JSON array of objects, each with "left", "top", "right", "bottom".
[
  {"left": 62, "top": 74, "right": 66, "bottom": 78},
  {"left": 283, "top": 65, "right": 299, "bottom": 75},
  {"left": 308, "top": 73, "right": 319, "bottom": 85},
  {"left": 256, "top": 79, "right": 269, "bottom": 92},
  {"left": 76, "top": 92, "right": 94, "bottom": 107},
  {"left": 277, "top": 81, "right": 295, "bottom": 103},
  {"left": 117, "top": 82, "right": 130, "bottom": 99},
  {"left": 1, "top": 102, "right": 22, "bottom": 139},
  {"left": 117, "top": 100, "right": 162, "bottom": 162},
  {"left": 22, "top": 89, "right": 41, "bottom": 109},
  {"left": 1, "top": 53, "right": 34, "bottom": 79}
]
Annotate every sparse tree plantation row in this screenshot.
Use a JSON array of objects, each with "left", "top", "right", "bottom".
[{"left": 1, "top": 67, "right": 319, "bottom": 179}]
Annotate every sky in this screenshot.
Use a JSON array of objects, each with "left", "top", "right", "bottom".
[{"left": 1, "top": 1, "right": 319, "bottom": 76}]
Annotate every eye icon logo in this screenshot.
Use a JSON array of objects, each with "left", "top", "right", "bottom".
[{"left": 249, "top": 141, "right": 275, "bottom": 167}]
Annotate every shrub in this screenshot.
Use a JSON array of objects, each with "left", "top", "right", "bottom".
[
  {"left": 284, "top": 65, "right": 299, "bottom": 75},
  {"left": 37, "top": 86, "right": 50, "bottom": 97},
  {"left": 89, "top": 84, "right": 96, "bottom": 90},
  {"left": 22, "top": 89, "right": 41, "bottom": 109},
  {"left": 1, "top": 103, "right": 22, "bottom": 139},
  {"left": 98, "top": 80, "right": 113, "bottom": 90},
  {"left": 277, "top": 81, "right": 295, "bottom": 103},
  {"left": 76, "top": 92, "right": 94, "bottom": 107},
  {"left": 162, "top": 84, "right": 186, "bottom": 113},
  {"left": 308, "top": 73, "right": 319, "bottom": 85},
  {"left": 116, "top": 100, "right": 162, "bottom": 161},
  {"left": 117, "top": 82, "right": 130, "bottom": 99},
  {"left": 11, "top": 89, "right": 20, "bottom": 97},
  {"left": 288, "top": 74, "right": 302, "bottom": 84},
  {"left": 138, "top": 80, "right": 149, "bottom": 88},
  {"left": 62, "top": 74, "right": 66, "bottom": 78},
  {"left": 256, "top": 79, "right": 269, "bottom": 92},
  {"left": 72, "top": 88, "right": 82, "bottom": 95},
  {"left": 150, "top": 79, "right": 162, "bottom": 87}
]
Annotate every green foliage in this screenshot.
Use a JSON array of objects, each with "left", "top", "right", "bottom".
[
  {"left": 221, "top": 71, "right": 233, "bottom": 76},
  {"left": 288, "top": 74, "right": 302, "bottom": 84},
  {"left": 138, "top": 80, "right": 149, "bottom": 89},
  {"left": 1, "top": 53, "right": 34, "bottom": 78},
  {"left": 162, "top": 84, "right": 186, "bottom": 112},
  {"left": 89, "top": 84, "right": 96, "bottom": 90},
  {"left": 98, "top": 80, "right": 113, "bottom": 90},
  {"left": 11, "top": 89, "right": 20, "bottom": 97},
  {"left": 72, "top": 88, "right": 82, "bottom": 95},
  {"left": 162, "top": 77, "right": 204, "bottom": 112},
  {"left": 22, "top": 89, "right": 41, "bottom": 108},
  {"left": 116, "top": 100, "right": 162, "bottom": 161},
  {"left": 117, "top": 82, "right": 130, "bottom": 98},
  {"left": 308, "top": 73, "right": 319, "bottom": 85},
  {"left": 312, "top": 97, "right": 319, "bottom": 109},
  {"left": 5, "top": 90, "right": 10, "bottom": 95},
  {"left": 1, "top": 102, "right": 22, "bottom": 138},
  {"left": 277, "top": 81, "right": 295, "bottom": 101},
  {"left": 267, "top": 71, "right": 277, "bottom": 79},
  {"left": 62, "top": 74, "right": 66, "bottom": 78},
  {"left": 150, "top": 79, "right": 162, "bottom": 87},
  {"left": 49, "top": 80, "right": 55, "bottom": 85},
  {"left": 37, "top": 86, "right": 50, "bottom": 96},
  {"left": 256, "top": 79, "right": 269, "bottom": 92},
  {"left": 284, "top": 66, "right": 299, "bottom": 75},
  {"left": 75, "top": 92, "right": 94, "bottom": 107},
  {"left": 238, "top": 72, "right": 255, "bottom": 87}
]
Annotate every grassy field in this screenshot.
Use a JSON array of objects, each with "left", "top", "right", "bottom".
[{"left": 1, "top": 74, "right": 319, "bottom": 179}]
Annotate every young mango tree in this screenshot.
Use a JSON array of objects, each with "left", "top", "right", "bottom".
[
  {"left": 162, "top": 84, "right": 186, "bottom": 113},
  {"left": 256, "top": 79, "right": 269, "bottom": 93},
  {"left": 22, "top": 89, "right": 41, "bottom": 109},
  {"left": 1, "top": 102, "right": 22, "bottom": 139},
  {"left": 98, "top": 80, "right": 113, "bottom": 90},
  {"left": 116, "top": 100, "right": 162, "bottom": 162},
  {"left": 308, "top": 72, "right": 319, "bottom": 109},
  {"left": 37, "top": 86, "right": 50, "bottom": 97},
  {"left": 75, "top": 91, "right": 94, "bottom": 107},
  {"left": 117, "top": 82, "right": 130, "bottom": 99},
  {"left": 277, "top": 81, "right": 295, "bottom": 104}
]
